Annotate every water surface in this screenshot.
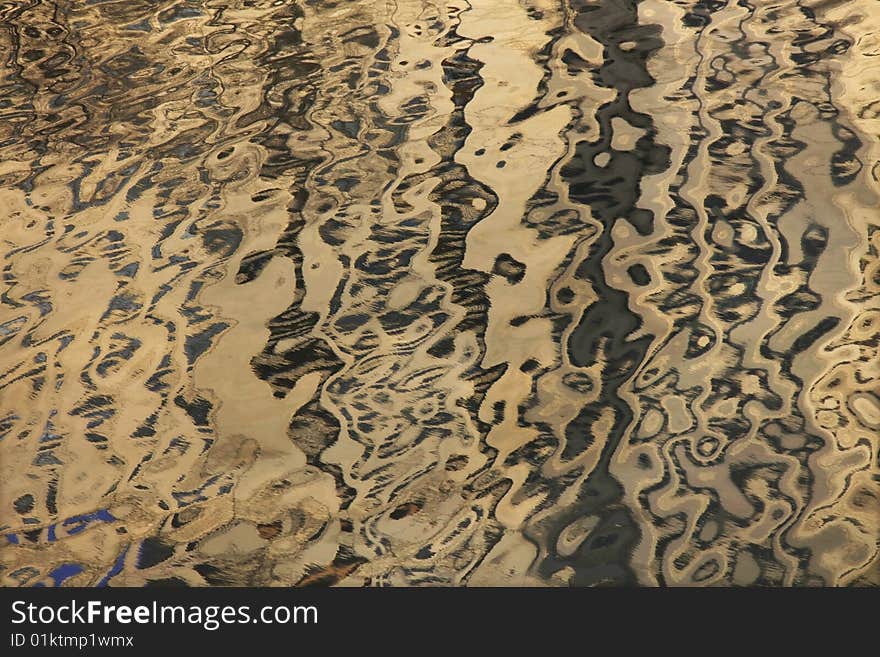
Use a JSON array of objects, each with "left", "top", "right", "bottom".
[{"left": 1, "top": 0, "right": 878, "bottom": 586}]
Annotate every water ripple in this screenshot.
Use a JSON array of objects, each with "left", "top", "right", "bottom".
[{"left": 0, "top": 0, "right": 877, "bottom": 587}]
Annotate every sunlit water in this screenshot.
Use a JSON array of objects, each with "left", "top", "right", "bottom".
[{"left": 1, "top": 0, "right": 878, "bottom": 587}]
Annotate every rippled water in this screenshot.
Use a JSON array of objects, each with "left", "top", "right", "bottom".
[{"left": 1, "top": 0, "right": 878, "bottom": 587}]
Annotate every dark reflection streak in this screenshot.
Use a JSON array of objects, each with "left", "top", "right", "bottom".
[{"left": 540, "top": 0, "right": 670, "bottom": 586}]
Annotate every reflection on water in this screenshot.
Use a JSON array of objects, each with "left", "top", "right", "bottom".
[{"left": 0, "top": 0, "right": 878, "bottom": 587}]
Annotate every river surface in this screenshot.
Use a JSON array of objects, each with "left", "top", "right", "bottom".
[{"left": 1, "top": 0, "right": 878, "bottom": 587}]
